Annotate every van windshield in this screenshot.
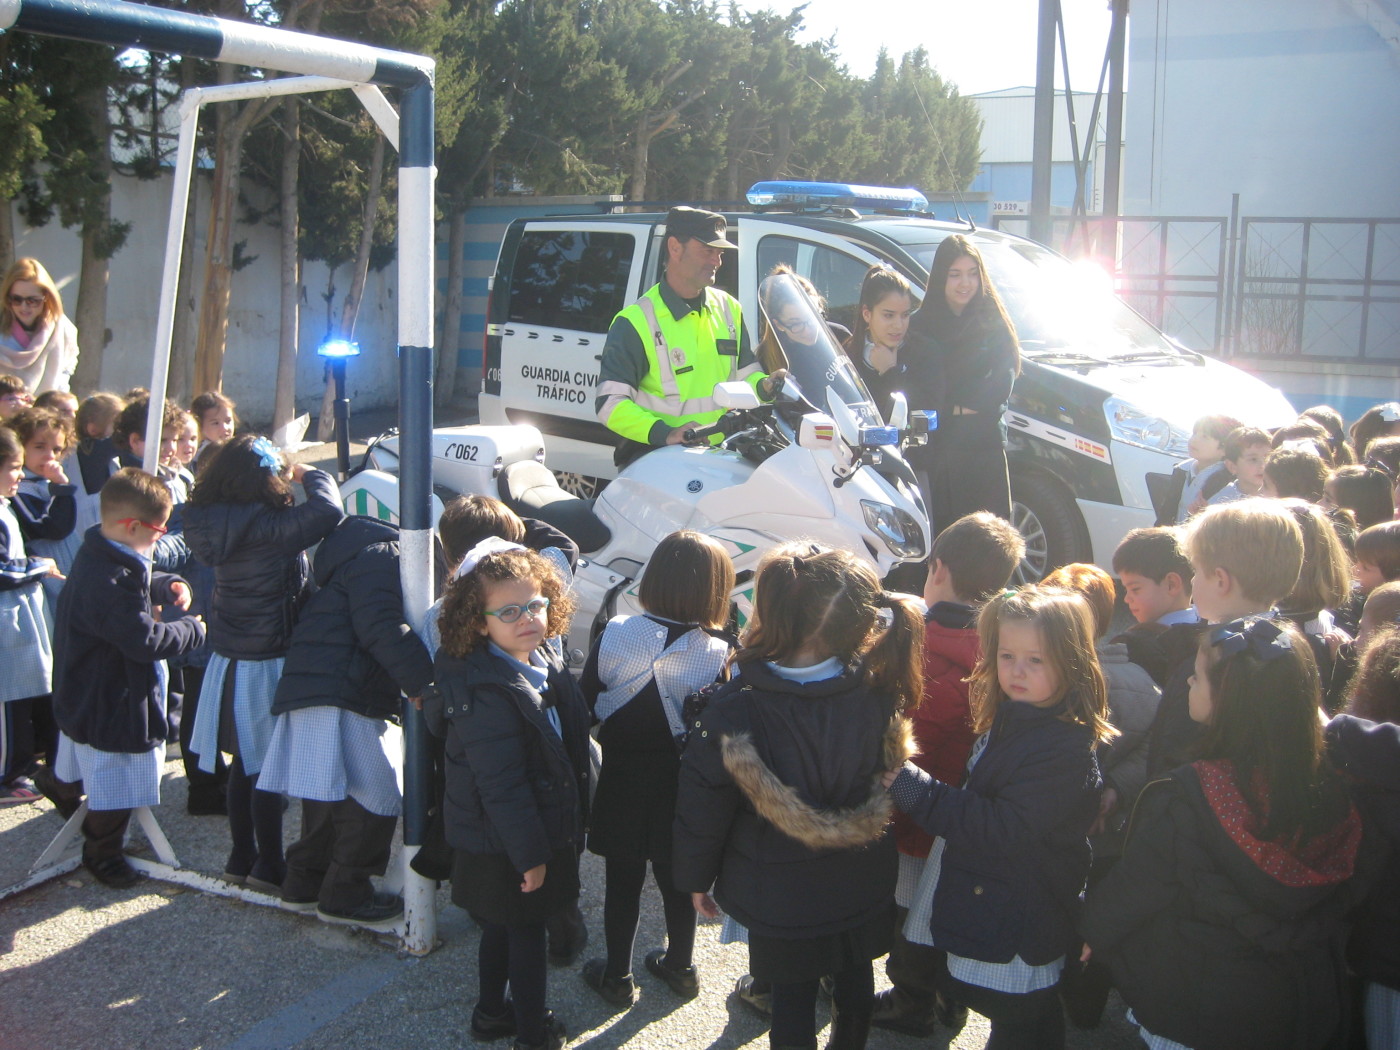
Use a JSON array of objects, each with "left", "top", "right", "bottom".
[
  {"left": 756, "top": 273, "right": 882, "bottom": 429},
  {"left": 904, "top": 237, "right": 1181, "bottom": 362}
]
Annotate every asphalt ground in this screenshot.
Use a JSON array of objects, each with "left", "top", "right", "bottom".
[{"left": 0, "top": 396, "right": 1145, "bottom": 1050}]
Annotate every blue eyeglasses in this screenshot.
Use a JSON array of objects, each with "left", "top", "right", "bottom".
[{"left": 485, "top": 597, "right": 550, "bottom": 623}]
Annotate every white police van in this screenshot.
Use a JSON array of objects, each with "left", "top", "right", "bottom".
[{"left": 480, "top": 182, "right": 1295, "bottom": 577}]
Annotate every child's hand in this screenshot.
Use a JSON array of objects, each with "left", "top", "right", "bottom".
[
  {"left": 1080, "top": 943, "right": 1093, "bottom": 964},
  {"left": 1088, "top": 786, "right": 1119, "bottom": 836},
  {"left": 881, "top": 765, "right": 908, "bottom": 791},
  {"left": 291, "top": 461, "right": 311, "bottom": 483},
  {"left": 691, "top": 892, "right": 720, "bottom": 919},
  {"left": 1323, "top": 628, "right": 1351, "bottom": 657},
  {"left": 39, "top": 460, "right": 68, "bottom": 485},
  {"left": 521, "top": 864, "right": 546, "bottom": 893},
  {"left": 170, "top": 581, "right": 193, "bottom": 610}
]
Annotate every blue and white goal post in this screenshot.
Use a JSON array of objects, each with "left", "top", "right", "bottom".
[{"left": 0, "top": 0, "right": 440, "bottom": 955}]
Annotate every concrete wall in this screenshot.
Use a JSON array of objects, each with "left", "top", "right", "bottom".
[{"left": 1125, "top": 0, "right": 1400, "bottom": 218}]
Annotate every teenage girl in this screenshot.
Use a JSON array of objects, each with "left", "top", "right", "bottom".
[
  {"left": 184, "top": 434, "right": 342, "bottom": 892},
  {"left": 1083, "top": 618, "right": 1363, "bottom": 1050},
  {"left": 72, "top": 392, "right": 124, "bottom": 535},
  {"left": 674, "top": 542, "right": 923, "bottom": 1050},
  {"left": 0, "top": 425, "right": 54, "bottom": 802},
  {"left": 905, "top": 235, "right": 1020, "bottom": 528},
  {"left": 886, "top": 586, "right": 1112, "bottom": 1050},
  {"left": 428, "top": 542, "right": 591, "bottom": 1050},
  {"left": 843, "top": 266, "right": 916, "bottom": 424},
  {"left": 580, "top": 530, "right": 736, "bottom": 1007}
]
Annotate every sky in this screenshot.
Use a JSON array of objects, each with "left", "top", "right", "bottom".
[{"left": 766, "top": 0, "right": 1117, "bottom": 96}]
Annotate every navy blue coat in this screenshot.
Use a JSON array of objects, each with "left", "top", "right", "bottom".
[
  {"left": 52, "top": 526, "right": 206, "bottom": 752},
  {"left": 271, "top": 516, "right": 432, "bottom": 721},
  {"left": 892, "top": 697, "right": 1101, "bottom": 965},
  {"left": 426, "top": 644, "right": 591, "bottom": 874},
  {"left": 183, "top": 469, "right": 341, "bottom": 660}
]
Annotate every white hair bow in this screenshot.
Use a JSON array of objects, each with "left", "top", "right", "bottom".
[{"left": 454, "top": 536, "right": 527, "bottom": 579}]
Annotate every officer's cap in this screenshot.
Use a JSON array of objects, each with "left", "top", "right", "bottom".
[{"left": 665, "top": 207, "right": 737, "bottom": 249}]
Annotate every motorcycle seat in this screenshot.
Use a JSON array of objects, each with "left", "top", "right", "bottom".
[{"left": 498, "top": 460, "right": 612, "bottom": 555}]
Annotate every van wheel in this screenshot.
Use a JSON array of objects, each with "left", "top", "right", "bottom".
[
  {"left": 1010, "top": 473, "right": 1090, "bottom": 583},
  {"left": 553, "top": 471, "right": 602, "bottom": 498}
]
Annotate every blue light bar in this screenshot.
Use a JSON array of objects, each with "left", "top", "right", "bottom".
[
  {"left": 860, "top": 425, "right": 901, "bottom": 447},
  {"left": 317, "top": 338, "right": 361, "bottom": 359},
  {"left": 746, "top": 181, "right": 930, "bottom": 213}
]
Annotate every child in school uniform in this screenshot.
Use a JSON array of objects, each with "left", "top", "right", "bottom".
[
  {"left": 886, "top": 586, "right": 1115, "bottom": 1050},
  {"left": 260, "top": 515, "right": 433, "bottom": 925},
  {"left": 579, "top": 529, "right": 736, "bottom": 1007},
  {"left": 184, "top": 434, "right": 342, "bottom": 892},
  {"left": 1154, "top": 414, "right": 1240, "bottom": 524},
  {"left": 674, "top": 543, "right": 923, "bottom": 1050},
  {"left": 0, "top": 373, "right": 32, "bottom": 420},
  {"left": 873, "top": 512, "right": 1024, "bottom": 1039},
  {"left": 50, "top": 468, "right": 206, "bottom": 886},
  {"left": 1145, "top": 500, "right": 1305, "bottom": 778},
  {"left": 10, "top": 407, "right": 79, "bottom": 604},
  {"left": 0, "top": 424, "right": 54, "bottom": 802},
  {"left": 1110, "top": 526, "right": 1199, "bottom": 688},
  {"left": 426, "top": 541, "right": 591, "bottom": 1050},
  {"left": 72, "top": 392, "right": 124, "bottom": 536},
  {"left": 191, "top": 389, "right": 237, "bottom": 473},
  {"left": 1084, "top": 618, "right": 1364, "bottom": 1050}
]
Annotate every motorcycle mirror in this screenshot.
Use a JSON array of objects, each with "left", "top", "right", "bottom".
[
  {"left": 887, "top": 392, "right": 909, "bottom": 430},
  {"left": 713, "top": 381, "right": 762, "bottom": 410}
]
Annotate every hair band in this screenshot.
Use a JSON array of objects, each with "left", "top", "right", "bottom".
[
  {"left": 249, "top": 435, "right": 282, "bottom": 473},
  {"left": 455, "top": 536, "right": 526, "bottom": 579},
  {"left": 1208, "top": 617, "right": 1291, "bottom": 663}
]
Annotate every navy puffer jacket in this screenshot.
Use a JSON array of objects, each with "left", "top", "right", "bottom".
[
  {"left": 272, "top": 516, "right": 432, "bottom": 721},
  {"left": 183, "top": 469, "right": 342, "bottom": 660}
]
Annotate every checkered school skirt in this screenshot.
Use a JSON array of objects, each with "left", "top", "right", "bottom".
[
  {"left": 258, "top": 706, "right": 403, "bottom": 818},
  {"left": 190, "top": 653, "right": 281, "bottom": 775}
]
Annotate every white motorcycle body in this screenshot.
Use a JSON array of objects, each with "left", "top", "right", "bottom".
[{"left": 342, "top": 274, "right": 933, "bottom": 665}]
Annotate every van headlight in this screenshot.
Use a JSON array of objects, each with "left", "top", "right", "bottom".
[
  {"left": 1104, "top": 396, "right": 1188, "bottom": 455},
  {"left": 861, "top": 500, "right": 925, "bottom": 559}
]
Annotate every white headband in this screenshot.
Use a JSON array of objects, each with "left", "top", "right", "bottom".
[{"left": 454, "top": 536, "right": 527, "bottom": 579}]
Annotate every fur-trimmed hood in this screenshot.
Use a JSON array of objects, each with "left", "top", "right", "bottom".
[{"left": 721, "top": 715, "right": 915, "bottom": 851}]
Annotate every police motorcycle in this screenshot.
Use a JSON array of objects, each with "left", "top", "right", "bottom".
[{"left": 342, "top": 273, "right": 933, "bottom": 665}]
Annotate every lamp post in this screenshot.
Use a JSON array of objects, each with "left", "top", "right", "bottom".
[{"left": 317, "top": 338, "right": 360, "bottom": 481}]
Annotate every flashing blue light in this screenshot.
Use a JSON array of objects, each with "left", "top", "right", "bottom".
[
  {"left": 317, "top": 338, "right": 361, "bottom": 359},
  {"left": 861, "top": 425, "right": 901, "bottom": 447},
  {"left": 746, "top": 181, "right": 930, "bottom": 213}
]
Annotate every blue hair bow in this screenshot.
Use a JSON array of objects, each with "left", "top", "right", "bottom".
[
  {"left": 250, "top": 436, "right": 282, "bottom": 473},
  {"left": 1208, "top": 617, "right": 1292, "bottom": 663}
]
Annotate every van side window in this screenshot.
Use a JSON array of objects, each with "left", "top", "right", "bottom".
[
  {"left": 507, "top": 231, "right": 634, "bottom": 334},
  {"left": 756, "top": 235, "right": 900, "bottom": 334}
]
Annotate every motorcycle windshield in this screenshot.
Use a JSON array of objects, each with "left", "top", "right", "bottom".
[{"left": 756, "top": 273, "right": 883, "bottom": 429}]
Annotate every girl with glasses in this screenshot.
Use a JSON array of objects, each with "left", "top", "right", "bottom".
[
  {"left": 427, "top": 541, "right": 591, "bottom": 1050},
  {"left": 0, "top": 258, "right": 79, "bottom": 396}
]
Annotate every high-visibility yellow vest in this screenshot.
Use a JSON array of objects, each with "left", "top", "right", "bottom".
[{"left": 607, "top": 285, "right": 759, "bottom": 442}]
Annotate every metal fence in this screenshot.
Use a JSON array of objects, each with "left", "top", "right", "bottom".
[{"left": 1022, "top": 203, "right": 1400, "bottom": 362}]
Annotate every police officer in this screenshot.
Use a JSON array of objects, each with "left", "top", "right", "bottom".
[{"left": 596, "top": 207, "right": 782, "bottom": 467}]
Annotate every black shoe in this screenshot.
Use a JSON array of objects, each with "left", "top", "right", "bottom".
[
  {"left": 582, "top": 957, "right": 637, "bottom": 1007},
  {"left": 644, "top": 948, "right": 699, "bottom": 1000},
  {"left": 32, "top": 766, "right": 81, "bottom": 819},
  {"left": 316, "top": 890, "right": 403, "bottom": 928},
  {"left": 825, "top": 1000, "right": 873, "bottom": 1050},
  {"left": 510, "top": 1016, "right": 565, "bottom": 1050},
  {"left": 733, "top": 974, "right": 772, "bottom": 1018},
  {"left": 869, "top": 988, "right": 938, "bottom": 1038},
  {"left": 84, "top": 853, "right": 142, "bottom": 888},
  {"left": 471, "top": 1001, "right": 560, "bottom": 1042},
  {"left": 933, "top": 991, "right": 969, "bottom": 1035},
  {"left": 471, "top": 1002, "right": 515, "bottom": 1041}
]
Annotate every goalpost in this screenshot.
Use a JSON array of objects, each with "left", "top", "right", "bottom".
[{"left": 0, "top": 0, "right": 441, "bottom": 955}]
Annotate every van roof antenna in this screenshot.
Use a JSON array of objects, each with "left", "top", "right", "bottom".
[{"left": 913, "top": 80, "right": 976, "bottom": 231}]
